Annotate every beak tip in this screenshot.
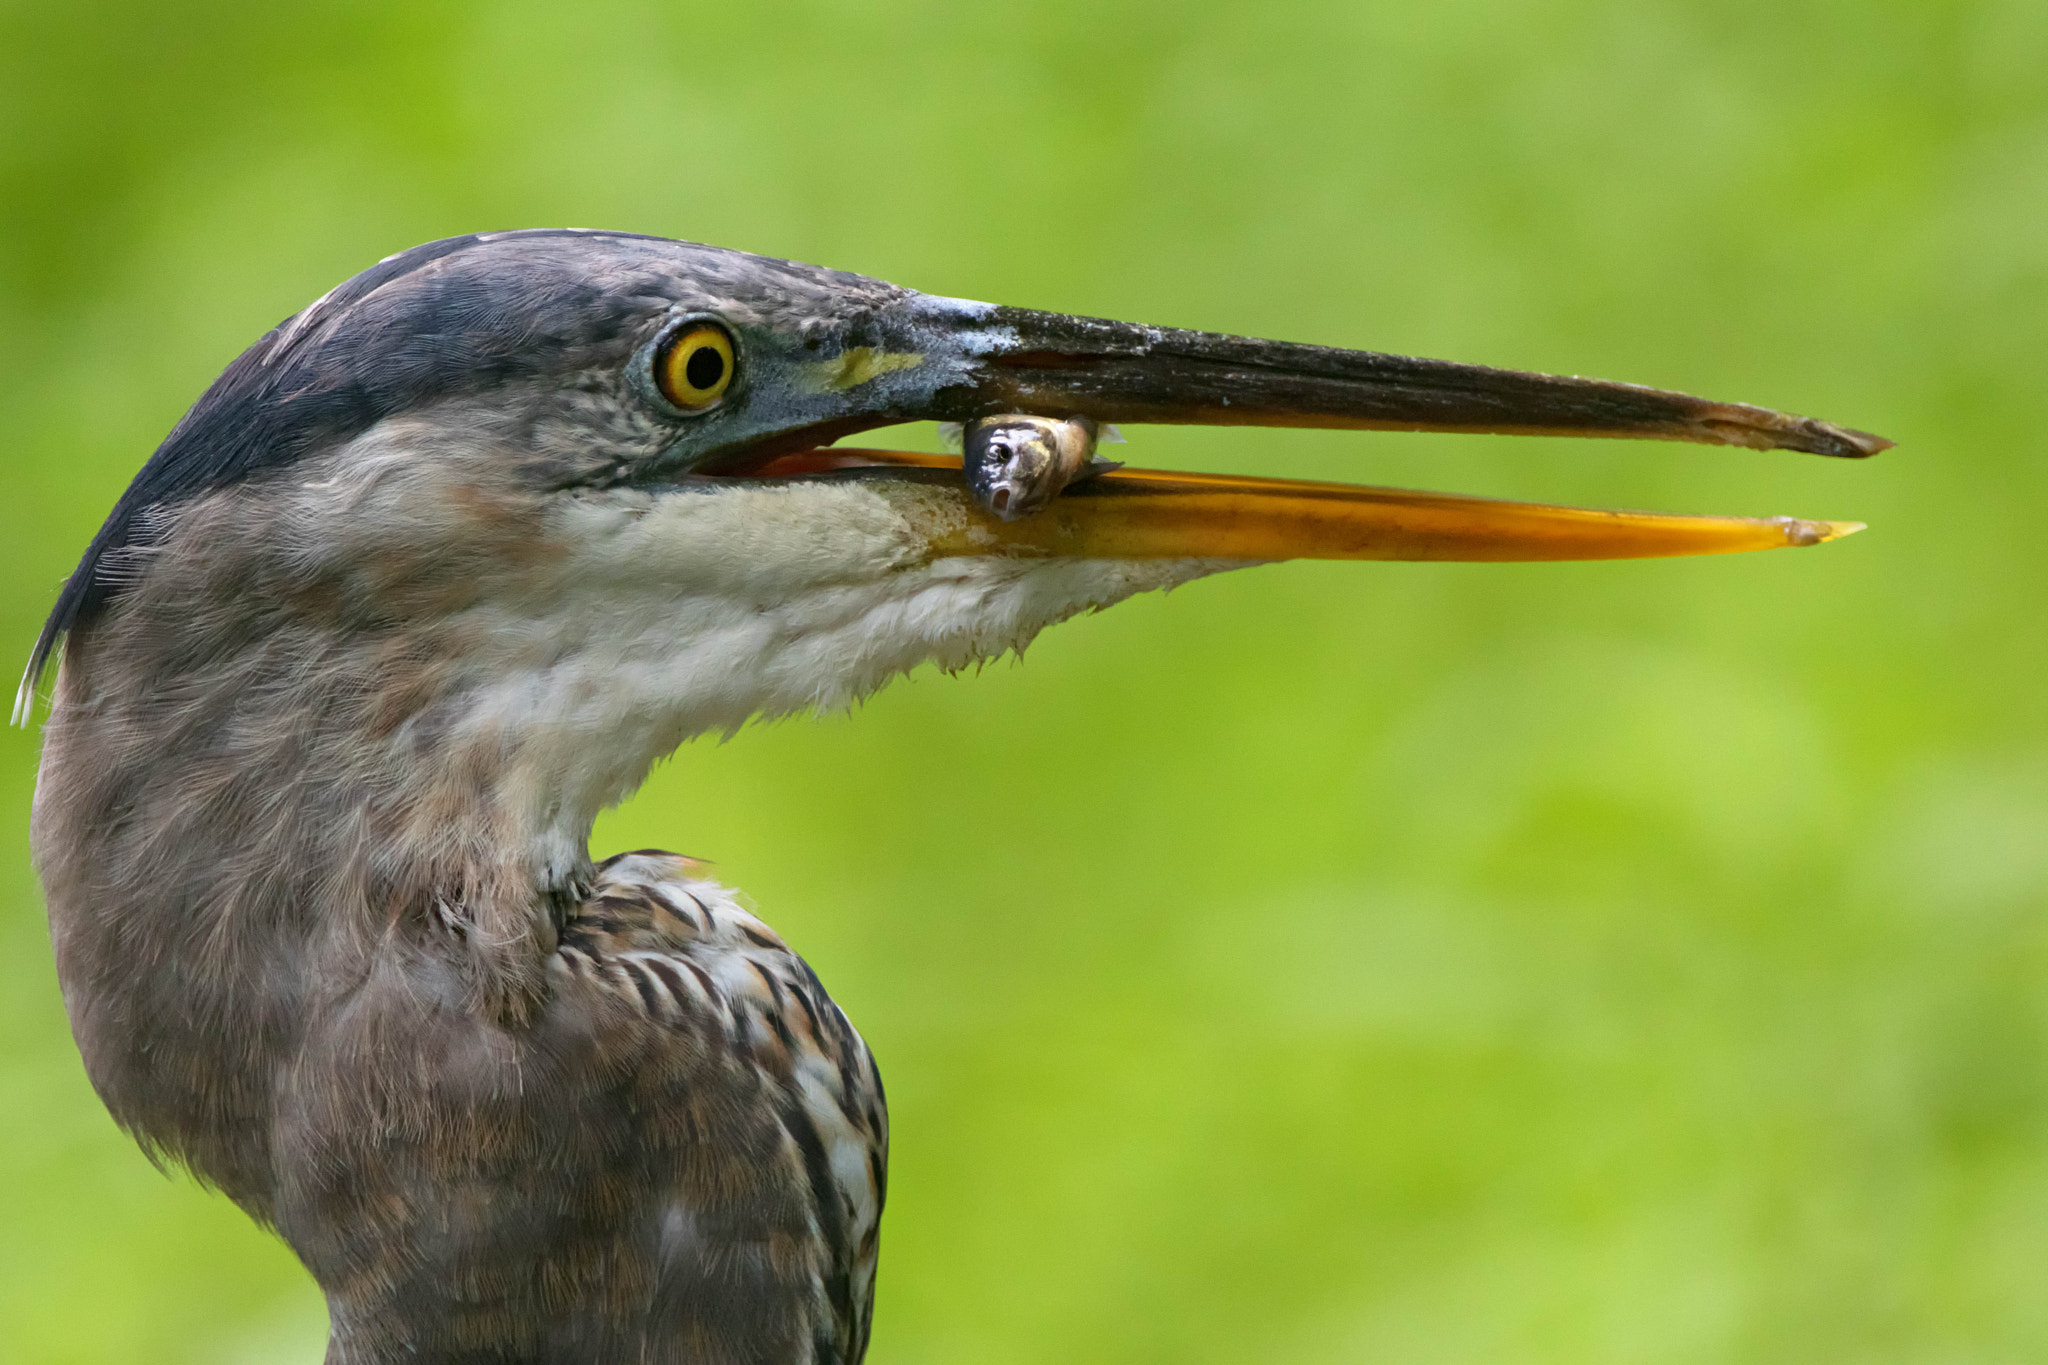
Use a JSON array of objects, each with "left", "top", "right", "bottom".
[
  {"left": 1835, "top": 427, "right": 1894, "bottom": 458},
  {"left": 1783, "top": 517, "right": 1867, "bottom": 546},
  {"left": 1799, "top": 422, "right": 1892, "bottom": 459},
  {"left": 1708, "top": 413, "right": 1891, "bottom": 459}
]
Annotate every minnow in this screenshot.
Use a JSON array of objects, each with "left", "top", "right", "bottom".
[{"left": 960, "top": 414, "right": 1119, "bottom": 520}]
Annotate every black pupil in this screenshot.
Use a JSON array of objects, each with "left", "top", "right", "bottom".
[{"left": 684, "top": 342, "right": 725, "bottom": 392}]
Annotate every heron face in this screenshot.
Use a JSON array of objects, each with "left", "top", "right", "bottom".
[{"left": 26, "top": 231, "right": 1878, "bottom": 827}]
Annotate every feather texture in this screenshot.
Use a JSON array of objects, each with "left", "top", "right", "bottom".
[{"left": 278, "top": 850, "right": 886, "bottom": 1363}]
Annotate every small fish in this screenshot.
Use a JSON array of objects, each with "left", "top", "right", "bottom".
[{"left": 960, "top": 414, "right": 1117, "bottom": 521}]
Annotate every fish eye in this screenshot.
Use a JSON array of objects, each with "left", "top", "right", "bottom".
[{"left": 655, "top": 322, "right": 736, "bottom": 411}]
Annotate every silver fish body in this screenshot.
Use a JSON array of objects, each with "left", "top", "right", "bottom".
[{"left": 960, "top": 414, "right": 1104, "bottom": 520}]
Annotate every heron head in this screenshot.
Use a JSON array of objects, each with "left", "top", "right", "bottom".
[{"left": 26, "top": 230, "right": 1879, "bottom": 886}]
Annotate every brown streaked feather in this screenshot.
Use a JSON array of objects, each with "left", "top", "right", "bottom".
[{"left": 279, "top": 851, "right": 885, "bottom": 1364}]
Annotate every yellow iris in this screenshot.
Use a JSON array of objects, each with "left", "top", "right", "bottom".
[{"left": 656, "top": 323, "right": 736, "bottom": 410}]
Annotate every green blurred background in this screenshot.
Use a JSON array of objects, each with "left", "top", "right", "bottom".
[{"left": 3, "top": 1, "right": 2044, "bottom": 1360}]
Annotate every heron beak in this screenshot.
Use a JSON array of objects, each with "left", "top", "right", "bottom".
[
  {"left": 794, "top": 452, "right": 1866, "bottom": 562},
  {"left": 945, "top": 305, "right": 1887, "bottom": 460},
  {"left": 725, "top": 302, "right": 1882, "bottom": 562},
  {"left": 790, "top": 303, "right": 1880, "bottom": 563}
]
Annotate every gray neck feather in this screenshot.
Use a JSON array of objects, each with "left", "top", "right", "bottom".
[{"left": 31, "top": 436, "right": 593, "bottom": 1206}]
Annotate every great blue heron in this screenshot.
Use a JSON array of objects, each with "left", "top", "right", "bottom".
[{"left": 22, "top": 230, "right": 1880, "bottom": 1364}]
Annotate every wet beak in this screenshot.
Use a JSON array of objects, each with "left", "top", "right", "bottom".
[
  {"left": 740, "top": 302, "right": 1886, "bottom": 563},
  {"left": 796, "top": 452, "right": 1864, "bottom": 562},
  {"left": 946, "top": 305, "right": 1887, "bottom": 460},
  {"left": 892, "top": 305, "right": 1885, "bottom": 562}
]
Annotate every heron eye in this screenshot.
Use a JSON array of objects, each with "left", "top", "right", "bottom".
[{"left": 656, "top": 323, "right": 736, "bottom": 410}]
